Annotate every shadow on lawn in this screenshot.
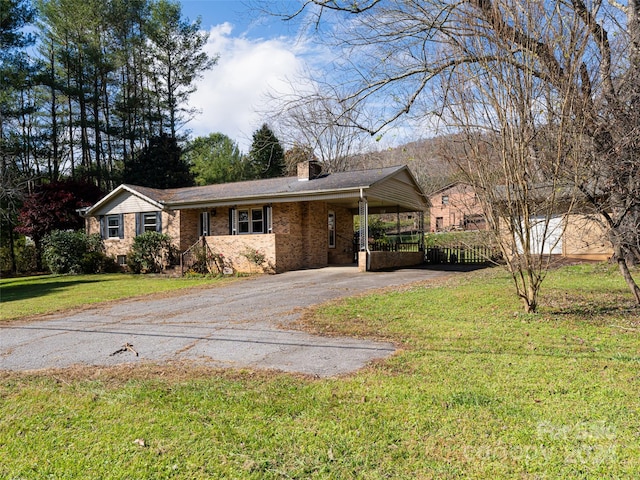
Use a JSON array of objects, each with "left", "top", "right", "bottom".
[
  {"left": 0, "top": 277, "right": 103, "bottom": 303},
  {"left": 543, "top": 300, "right": 638, "bottom": 319}
]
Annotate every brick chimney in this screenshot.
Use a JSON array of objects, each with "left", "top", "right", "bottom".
[{"left": 297, "top": 160, "right": 322, "bottom": 181}]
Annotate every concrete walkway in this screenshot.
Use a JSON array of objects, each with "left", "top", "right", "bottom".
[{"left": 0, "top": 266, "right": 454, "bottom": 377}]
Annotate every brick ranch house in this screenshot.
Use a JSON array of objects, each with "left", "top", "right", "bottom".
[{"left": 82, "top": 162, "right": 429, "bottom": 273}]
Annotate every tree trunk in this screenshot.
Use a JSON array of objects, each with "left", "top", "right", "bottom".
[
  {"left": 8, "top": 220, "right": 17, "bottom": 275},
  {"left": 615, "top": 245, "right": 640, "bottom": 304}
]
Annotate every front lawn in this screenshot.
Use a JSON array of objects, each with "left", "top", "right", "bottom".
[
  {"left": 1, "top": 263, "right": 639, "bottom": 478},
  {"left": 0, "top": 273, "right": 232, "bottom": 321}
]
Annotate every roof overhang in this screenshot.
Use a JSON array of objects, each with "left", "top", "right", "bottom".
[
  {"left": 85, "top": 184, "right": 164, "bottom": 216},
  {"left": 165, "top": 187, "right": 363, "bottom": 209},
  {"left": 83, "top": 165, "right": 429, "bottom": 217},
  {"left": 166, "top": 186, "right": 427, "bottom": 213}
]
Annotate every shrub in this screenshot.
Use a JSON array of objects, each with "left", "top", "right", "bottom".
[
  {"left": 424, "top": 230, "right": 495, "bottom": 248},
  {"left": 17, "top": 244, "right": 38, "bottom": 273},
  {"left": 80, "top": 250, "right": 121, "bottom": 274},
  {"left": 42, "top": 230, "right": 115, "bottom": 274},
  {"left": 241, "top": 246, "right": 266, "bottom": 266},
  {"left": 0, "top": 239, "right": 38, "bottom": 275},
  {"left": 190, "top": 247, "right": 226, "bottom": 274},
  {"left": 127, "top": 232, "right": 175, "bottom": 274}
]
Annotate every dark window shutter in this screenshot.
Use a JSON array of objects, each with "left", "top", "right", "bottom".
[
  {"left": 135, "top": 213, "right": 141, "bottom": 236},
  {"left": 229, "top": 207, "right": 236, "bottom": 235},
  {"left": 119, "top": 214, "right": 125, "bottom": 239},
  {"left": 203, "top": 212, "right": 210, "bottom": 236},
  {"left": 263, "top": 205, "right": 271, "bottom": 234},
  {"left": 99, "top": 216, "right": 106, "bottom": 239},
  {"left": 156, "top": 212, "right": 162, "bottom": 232}
]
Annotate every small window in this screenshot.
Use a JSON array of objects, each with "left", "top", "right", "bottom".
[
  {"left": 238, "top": 210, "right": 250, "bottom": 233},
  {"left": 252, "top": 209, "right": 264, "bottom": 233},
  {"left": 107, "top": 215, "right": 121, "bottom": 238},
  {"left": 116, "top": 255, "right": 127, "bottom": 266},
  {"left": 328, "top": 211, "right": 336, "bottom": 248},
  {"left": 441, "top": 195, "right": 449, "bottom": 205},
  {"left": 142, "top": 212, "right": 158, "bottom": 232}
]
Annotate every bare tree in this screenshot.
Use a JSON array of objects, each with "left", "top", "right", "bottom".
[
  {"left": 274, "top": 0, "right": 640, "bottom": 306},
  {"left": 269, "top": 83, "right": 371, "bottom": 172},
  {"left": 440, "top": 65, "right": 583, "bottom": 312}
]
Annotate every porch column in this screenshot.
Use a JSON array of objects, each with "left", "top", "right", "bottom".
[
  {"left": 419, "top": 210, "right": 425, "bottom": 251},
  {"left": 358, "top": 197, "right": 369, "bottom": 271}
]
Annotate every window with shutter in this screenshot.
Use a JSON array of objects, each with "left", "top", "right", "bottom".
[
  {"left": 236, "top": 208, "right": 267, "bottom": 234},
  {"left": 106, "top": 215, "right": 122, "bottom": 239},
  {"left": 141, "top": 213, "right": 157, "bottom": 232}
]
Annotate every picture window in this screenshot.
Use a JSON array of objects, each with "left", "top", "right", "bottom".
[{"left": 238, "top": 208, "right": 263, "bottom": 234}]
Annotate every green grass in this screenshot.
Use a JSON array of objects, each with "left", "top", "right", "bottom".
[
  {"left": 0, "top": 273, "right": 233, "bottom": 321},
  {"left": 425, "top": 230, "right": 494, "bottom": 247},
  {"left": 1, "top": 263, "right": 639, "bottom": 478}
]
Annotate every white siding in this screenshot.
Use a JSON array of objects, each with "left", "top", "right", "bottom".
[
  {"left": 368, "top": 174, "right": 428, "bottom": 211},
  {"left": 516, "top": 215, "right": 564, "bottom": 255},
  {"left": 92, "top": 192, "right": 161, "bottom": 215}
]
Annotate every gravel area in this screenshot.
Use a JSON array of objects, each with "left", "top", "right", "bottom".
[{"left": 0, "top": 266, "right": 454, "bottom": 377}]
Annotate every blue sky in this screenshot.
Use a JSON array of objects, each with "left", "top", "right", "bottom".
[
  {"left": 180, "top": 1, "right": 300, "bottom": 39},
  {"left": 178, "top": 1, "right": 423, "bottom": 153},
  {"left": 178, "top": 1, "right": 311, "bottom": 151}
]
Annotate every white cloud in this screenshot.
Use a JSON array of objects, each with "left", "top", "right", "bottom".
[{"left": 187, "top": 23, "right": 307, "bottom": 152}]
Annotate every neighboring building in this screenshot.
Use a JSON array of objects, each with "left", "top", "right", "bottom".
[
  {"left": 561, "top": 214, "right": 612, "bottom": 260},
  {"left": 428, "top": 182, "right": 486, "bottom": 232},
  {"left": 427, "top": 182, "right": 612, "bottom": 261},
  {"left": 82, "top": 162, "right": 429, "bottom": 273},
  {"left": 509, "top": 213, "right": 612, "bottom": 261}
]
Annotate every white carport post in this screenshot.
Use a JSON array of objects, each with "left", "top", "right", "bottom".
[{"left": 358, "top": 191, "right": 370, "bottom": 271}]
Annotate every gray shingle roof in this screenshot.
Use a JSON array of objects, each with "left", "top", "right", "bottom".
[
  {"left": 125, "top": 165, "right": 407, "bottom": 206},
  {"left": 85, "top": 164, "right": 429, "bottom": 216}
]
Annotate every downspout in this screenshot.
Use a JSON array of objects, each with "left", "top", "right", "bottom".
[{"left": 360, "top": 188, "right": 371, "bottom": 271}]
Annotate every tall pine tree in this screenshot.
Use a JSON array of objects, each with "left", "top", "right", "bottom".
[
  {"left": 185, "top": 133, "right": 248, "bottom": 185},
  {"left": 122, "top": 133, "right": 194, "bottom": 188},
  {"left": 0, "top": 0, "right": 37, "bottom": 273},
  {"left": 248, "top": 124, "right": 285, "bottom": 179}
]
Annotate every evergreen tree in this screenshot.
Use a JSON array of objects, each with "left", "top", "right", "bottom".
[
  {"left": 185, "top": 133, "right": 248, "bottom": 185},
  {"left": 0, "top": 0, "right": 37, "bottom": 273},
  {"left": 1, "top": 0, "right": 37, "bottom": 175},
  {"left": 35, "top": 0, "right": 215, "bottom": 188},
  {"left": 145, "top": 0, "right": 217, "bottom": 139},
  {"left": 122, "top": 133, "right": 194, "bottom": 188},
  {"left": 248, "top": 124, "right": 285, "bottom": 179}
]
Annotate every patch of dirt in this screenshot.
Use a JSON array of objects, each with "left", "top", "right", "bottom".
[{"left": 0, "top": 360, "right": 318, "bottom": 385}]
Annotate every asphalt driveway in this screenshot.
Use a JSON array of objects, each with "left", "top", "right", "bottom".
[{"left": 1, "top": 266, "right": 454, "bottom": 377}]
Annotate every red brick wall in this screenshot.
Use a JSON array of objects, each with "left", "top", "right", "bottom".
[
  {"left": 88, "top": 211, "right": 180, "bottom": 260},
  {"left": 429, "top": 184, "right": 485, "bottom": 232},
  {"left": 89, "top": 200, "right": 357, "bottom": 273},
  {"left": 328, "top": 205, "right": 355, "bottom": 264}
]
